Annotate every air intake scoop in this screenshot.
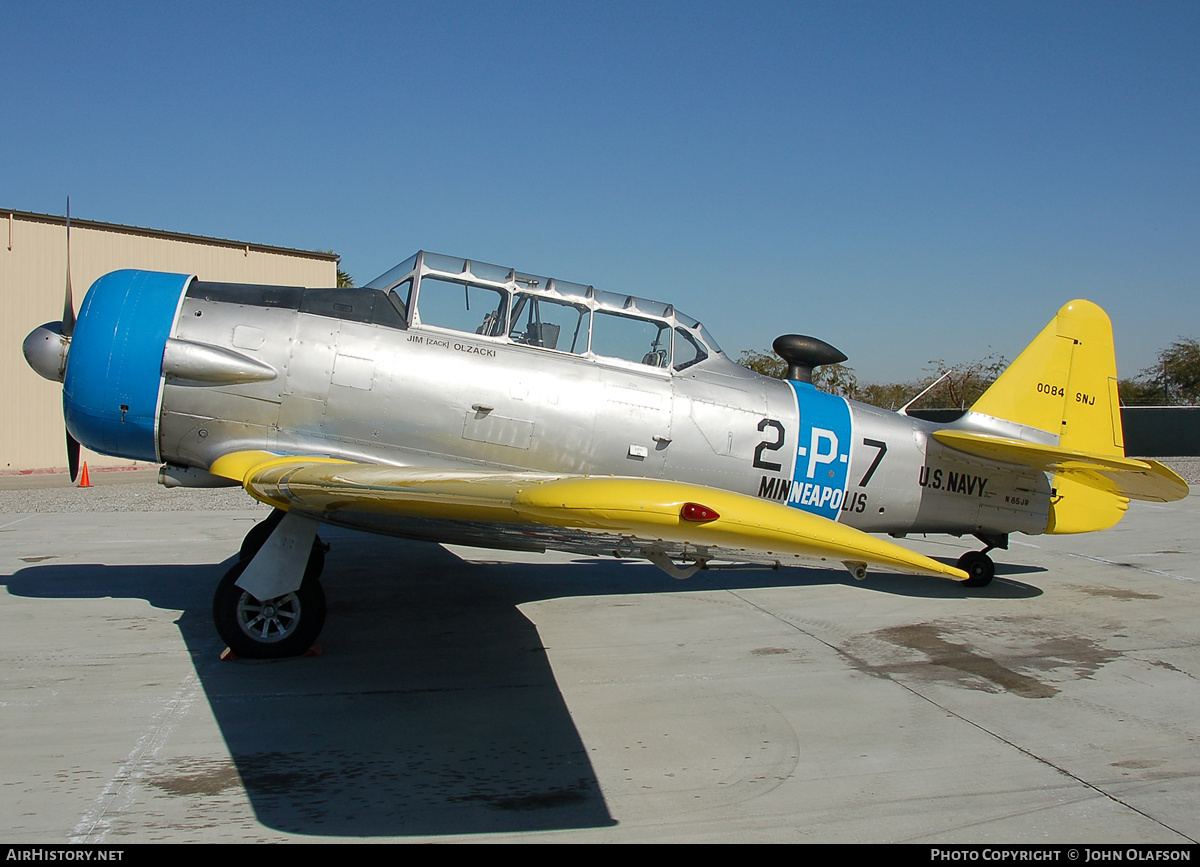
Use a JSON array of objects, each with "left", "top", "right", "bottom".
[{"left": 772, "top": 334, "right": 847, "bottom": 384}]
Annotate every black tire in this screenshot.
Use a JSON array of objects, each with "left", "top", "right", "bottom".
[
  {"left": 213, "top": 552, "right": 326, "bottom": 659},
  {"left": 957, "top": 550, "right": 995, "bottom": 587},
  {"left": 239, "top": 508, "right": 286, "bottom": 562}
]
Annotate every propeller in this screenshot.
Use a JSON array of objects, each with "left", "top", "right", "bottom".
[
  {"left": 63, "top": 198, "right": 76, "bottom": 337},
  {"left": 63, "top": 198, "right": 80, "bottom": 481},
  {"left": 21, "top": 197, "right": 83, "bottom": 480},
  {"left": 67, "top": 423, "right": 81, "bottom": 482}
]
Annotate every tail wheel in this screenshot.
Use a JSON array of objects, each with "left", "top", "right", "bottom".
[
  {"left": 213, "top": 546, "right": 327, "bottom": 659},
  {"left": 956, "top": 550, "right": 996, "bottom": 588}
]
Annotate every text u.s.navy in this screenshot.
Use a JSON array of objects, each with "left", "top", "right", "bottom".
[{"left": 22, "top": 249, "right": 1189, "bottom": 658}]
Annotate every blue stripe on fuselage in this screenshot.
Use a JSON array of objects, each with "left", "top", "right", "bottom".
[{"left": 786, "top": 381, "right": 852, "bottom": 520}]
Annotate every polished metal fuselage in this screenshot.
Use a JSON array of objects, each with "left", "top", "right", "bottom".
[{"left": 157, "top": 282, "right": 1052, "bottom": 547}]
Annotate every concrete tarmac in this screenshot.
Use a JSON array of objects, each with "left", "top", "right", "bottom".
[{"left": 1, "top": 473, "right": 1197, "bottom": 843}]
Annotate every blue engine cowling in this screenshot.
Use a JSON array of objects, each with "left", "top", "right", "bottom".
[{"left": 63, "top": 270, "right": 192, "bottom": 462}]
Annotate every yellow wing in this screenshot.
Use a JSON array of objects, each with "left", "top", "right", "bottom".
[{"left": 211, "top": 450, "right": 969, "bottom": 582}]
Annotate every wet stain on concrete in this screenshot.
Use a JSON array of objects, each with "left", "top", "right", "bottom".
[
  {"left": 1148, "top": 658, "right": 1195, "bottom": 680},
  {"left": 453, "top": 787, "right": 591, "bottom": 811},
  {"left": 863, "top": 621, "right": 1118, "bottom": 699},
  {"left": 1079, "top": 587, "right": 1161, "bottom": 601},
  {"left": 149, "top": 760, "right": 242, "bottom": 796},
  {"left": 146, "top": 748, "right": 599, "bottom": 822},
  {"left": 1111, "top": 758, "right": 1163, "bottom": 769}
]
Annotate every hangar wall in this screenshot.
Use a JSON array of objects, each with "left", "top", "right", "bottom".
[{"left": 2, "top": 209, "right": 339, "bottom": 473}]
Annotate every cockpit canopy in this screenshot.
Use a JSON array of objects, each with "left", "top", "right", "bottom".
[{"left": 364, "top": 251, "right": 723, "bottom": 372}]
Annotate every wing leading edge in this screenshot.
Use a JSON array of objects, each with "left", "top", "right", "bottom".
[{"left": 209, "top": 451, "right": 969, "bottom": 582}]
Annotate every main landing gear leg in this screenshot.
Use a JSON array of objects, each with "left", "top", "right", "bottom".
[
  {"left": 213, "top": 510, "right": 330, "bottom": 659},
  {"left": 956, "top": 533, "right": 1008, "bottom": 588},
  {"left": 239, "top": 507, "right": 285, "bottom": 562}
]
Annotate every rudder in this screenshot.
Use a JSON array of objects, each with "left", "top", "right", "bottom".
[{"left": 969, "top": 299, "right": 1124, "bottom": 456}]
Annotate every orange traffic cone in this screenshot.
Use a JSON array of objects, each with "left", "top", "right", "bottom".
[{"left": 78, "top": 462, "right": 91, "bottom": 488}]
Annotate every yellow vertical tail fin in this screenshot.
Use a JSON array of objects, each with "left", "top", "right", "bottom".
[
  {"left": 966, "top": 300, "right": 1130, "bottom": 534},
  {"left": 970, "top": 299, "right": 1124, "bottom": 456}
]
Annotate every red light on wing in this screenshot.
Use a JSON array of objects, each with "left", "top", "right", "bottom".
[{"left": 681, "top": 502, "right": 720, "bottom": 522}]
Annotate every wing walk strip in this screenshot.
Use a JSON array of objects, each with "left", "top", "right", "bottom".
[{"left": 210, "top": 450, "right": 968, "bottom": 582}]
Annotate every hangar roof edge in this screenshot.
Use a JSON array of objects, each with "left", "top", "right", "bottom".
[{"left": 4, "top": 208, "right": 341, "bottom": 262}]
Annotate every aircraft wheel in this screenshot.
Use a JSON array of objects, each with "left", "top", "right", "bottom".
[
  {"left": 213, "top": 550, "right": 327, "bottom": 659},
  {"left": 239, "top": 508, "right": 286, "bottom": 562},
  {"left": 957, "top": 550, "right": 995, "bottom": 587}
]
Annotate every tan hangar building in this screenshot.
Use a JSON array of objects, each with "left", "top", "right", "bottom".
[{"left": 3, "top": 208, "right": 339, "bottom": 474}]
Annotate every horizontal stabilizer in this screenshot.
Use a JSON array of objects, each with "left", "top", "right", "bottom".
[{"left": 933, "top": 430, "right": 1189, "bottom": 503}]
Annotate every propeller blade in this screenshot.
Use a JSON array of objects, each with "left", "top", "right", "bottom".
[
  {"left": 62, "top": 197, "right": 79, "bottom": 480},
  {"left": 62, "top": 197, "right": 76, "bottom": 338},
  {"left": 67, "top": 429, "right": 81, "bottom": 483}
]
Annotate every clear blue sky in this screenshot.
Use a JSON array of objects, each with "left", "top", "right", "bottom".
[{"left": 4, "top": 1, "right": 1197, "bottom": 384}]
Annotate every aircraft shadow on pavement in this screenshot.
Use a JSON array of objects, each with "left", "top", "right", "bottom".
[{"left": 3, "top": 528, "right": 1045, "bottom": 836}]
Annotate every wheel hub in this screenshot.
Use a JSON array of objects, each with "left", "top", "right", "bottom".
[{"left": 236, "top": 592, "right": 300, "bottom": 643}]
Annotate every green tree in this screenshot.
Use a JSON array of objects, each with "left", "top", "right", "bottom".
[
  {"left": 736, "top": 349, "right": 786, "bottom": 380},
  {"left": 917, "top": 353, "right": 1008, "bottom": 410},
  {"left": 736, "top": 348, "right": 1006, "bottom": 409},
  {"left": 1118, "top": 378, "right": 1165, "bottom": 406},
  {"left": 1134, "top": 337, "right": 1200, "bottom": 405},
  {"left": 735, "top": 350, "right": 859, "bottom": 398},
  {"left": 813, "top": 362, "right": 859, "bottom": 399},
  {"left": 857, "top": 381, "right": 921, "bottom": 411}
]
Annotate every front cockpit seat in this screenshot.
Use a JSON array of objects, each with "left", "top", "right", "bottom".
[{"left": 642, "top": 349, "right": 668, "bottom": 368}]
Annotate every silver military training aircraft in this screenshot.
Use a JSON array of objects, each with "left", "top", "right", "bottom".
[{"left": 23, "top": 249, "right": 1189, "bottom": 659}]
